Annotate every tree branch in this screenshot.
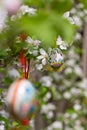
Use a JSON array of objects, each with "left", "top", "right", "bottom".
[{"left": 82, "top": 23, "right": 87, "bottom": 77}]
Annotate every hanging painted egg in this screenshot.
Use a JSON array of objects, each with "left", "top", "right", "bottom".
[
  {"left": 3, "top": 0, "right": 22, "bottom": 15},
  {"left": 48, "top": 48, "right": 64, "bottom": 69},
  {"left": 6, "top": 79, "right": 37, "bottom": 125}
]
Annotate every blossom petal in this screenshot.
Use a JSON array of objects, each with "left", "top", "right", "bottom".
[
  {"left": 56, "top": 36, "right": 63, "bottom": 45},
  {"left": 42, "top": 58, "right": 47, "bottom": 65},
  {"left": 37, "top": 55, "right": 44, "bottom": 60},
  {"left": 40, "top": 48, "right": 47, "bottom": 56},
  {"left": 36, "top": 64, "right": 43, "bottom": 70},
  {"left": 60, "top": 44, "right": 67, "bottom": 50}
]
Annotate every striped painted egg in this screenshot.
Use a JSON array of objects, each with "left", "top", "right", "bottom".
[{"left": 6, "top": 79, "right": 37, "bottom": 125}]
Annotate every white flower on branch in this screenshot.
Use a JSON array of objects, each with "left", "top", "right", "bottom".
[
  {"left": 52, "top": 121, "right": 63, "bottom": 129},
  {"left": 18, "top": 5, "right": 36, "bottom": 17},
  {"left": 74, "top": 65, "right": 83, "bottom": 76},
  {"left": 47, "top": 121, "right": 63, "bottom": 130},
  {"left": 36, "top": 48, "right": 48, "bottom": 70},
  {"left": 41, "top": 103, "right": 55, "bottom": 114},
  {"left": 74, "top": 104, "right": 81, "bottom": 111},
  {"left": 63, "top": 91, "right": 72, "bottom": 99},
  {"left": 8, "top": 68, "right": 20, "bottom": 79},
  {"left": 43, "top": 92, "right": 51, "bottom": 102},
  {"left": 78, "top": 78, "right": 87, "bottom": 89},
  {"left": 71, "top": 113, "right": 78, "bottom": 119},
  {"left": 0, "top": 125, "right": 5, "bottom": 130},
  {"left": 56, "top": 36, "right": 67, "bottom": 50},
  {"left": 40, "top": 76, "right": 52, "bottom": 87},
  {"left": 36, "top": 64, "right": 43, "bottom": 70},
  {"left": 47, "top": 111, "right": 54, "bottom": 119},
  {"left": 63, "top": 11, "right": 75, "bottom": 24},
  {"left": 26, "top": 36, "right": 41, "bottom": 47},
  {"left": 73, "top": 15, "right": 82, "bottom": 26}
]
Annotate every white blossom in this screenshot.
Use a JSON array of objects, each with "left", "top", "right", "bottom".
[
  {"left": 47, "top": 111, "right": 54, "bottom": 119},
  {"left": 36, "top": 64, "right": 43, "bottom": 70},
  {"left": 0, "top": 125, "right": 5, "bottom": 130},
  {"left": 75, "top": 32, "right": 82, "bottom": 40},
  {"left": 74, "top": 125, "right": 84, "bottom": 130},
  {"left": 84, "top": 9, "right": 87, "bottom": 15},
  {"left": 52, "top": 121, "right": 63, "bottom": 129},
  {"left": 75, "top": 120, "right": 81, "bottom": 125},
  {"left": 70, "top": 8, "right": 77, "bottom": 14},
  {"left": 68, "top": 48, "right": 80, "bottom": 60},
  {"left": 52, "top": 73, "right": 63, "bottom": 81},
  {"left": 74, "top": 65, "right": 83, "bottom": 76},
  {"left": 63, "top": 92, "right": 71, "bottom": 99},
  {"left": 63, "top": 11, "right": 70, "bottom": 18},
  {"left": 47, "top": 126, "right": 52, "bottom": 130},
  {"left": 25, "top": 36, "right": 33, "bottom": 43},
  {"left": 8, "top": 68, "right": 20, "bottom": 79},
  {"left": 25, "top": 36, "right": 41, "bottom": 47},
  {"left": 71, "top": 113, "right": 78, "bottom": 119},
  {"left": 63, "top": 80, "right": 71, "bottom": 86},
  {"left": 32, "top": 50, "right": 38, "bottom": 56},
  {"left": 56, "top": 36, "right": 67, "bottom": 50},
  {"left": 66, "top": 59, "right": 75, "bottom": 67},
  {"left": 36, "top": 48, "right": 48, "bottom": 70},
  {"left": 64, "top": 113, "right": 70, "bottom": 118},
  {"left": 0, "top": 110, "right": 9, "bottom": 118},
  {"left": 77, "top": 3, "right": 84, "bottom": 9},
  {"left": 41, "top": 103, "right": 55, "bottom": 114},
  {"left": 33, "top": 40, "right": 41, "bottom": 46},
  {"left": 74, "top": 104, "right": 81, "bottom": 111},
  {"left": 18, "top": 5, "right": 36, "bottom": 16},
  {"left": 40, "top": 76, "right": 52, "bottom": 87},
  {"left": 43, "top": 92, "right": 51, "bottom": 102},
  {"left": 70, "top": 88, "right": 82, "bottom": 96},
  {"left": 65, "top": 126, "right": 73, "bottom": 130},
  {"left": 78, "top": 78, "right": 87, "bottom": 89},
  {"left": 47, "top": 121, "right": 63, "bottom": 130},
  {"left": 29, "top": 119, "right": 34, "bottom": 128},
  {"left": 40, "top": 48, "right": 47, "bottom": 56},
  {"left": 63, "top": 11, "right": 75, "bottom": 24},
  {"left": 72, "top": 15, "right": 82, "bottom": 26}
]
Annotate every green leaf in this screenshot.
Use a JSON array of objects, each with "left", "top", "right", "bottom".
[
  {"left": 0, "top": 116, "right": 9, "bottom": 129},
  {"left": 0, "top": 49, "right": 8, "bottom": 59},
  {"left": 24, "top": 0, "right": 73, "bottom": 13},
  {"left": 17, "top": 11, "right": 75, "bottom": 48},
  {"left": 49, "top": 0, "right": 73, "bottom": 13},
  {"left": 2, "top": 77, "right": 12, "bottom": 86}
]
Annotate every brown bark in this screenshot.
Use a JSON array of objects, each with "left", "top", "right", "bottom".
[
  {"left": 34, "top": 112, "right": 44, "bottom": 130},
  {"left": 82, "top": 23, "right": 87, "bottom": 78}
]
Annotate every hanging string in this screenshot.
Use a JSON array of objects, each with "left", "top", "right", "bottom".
[
  {"left": 19, "top": 50, "right": 30, "bottom": 79},
  {"left": 18, "top": 33, "right": 30, "bottom": 79},
  {"left": 25, "top": 59, "right": 30, "bottom": 79}
]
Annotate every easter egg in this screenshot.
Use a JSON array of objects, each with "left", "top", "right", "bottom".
[
  {"left": 48, "top": 48, "right": 64, "bottom": 69},
  {"left": 3, "top": 0, "right": 22, "bottom": 15},
  {"left": 6, "top": 79, "right": 37, "bottom": 125}
]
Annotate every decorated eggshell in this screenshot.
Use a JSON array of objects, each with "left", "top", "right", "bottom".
[
  {"left": 3, "top": 0, "right": 22, "bottom": 15},
  {"left": 6, "top": 79, "right": 37, "bottom": 123},
  {"left": 48, "top": 48, "right": 64, "bottom": 69}
]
